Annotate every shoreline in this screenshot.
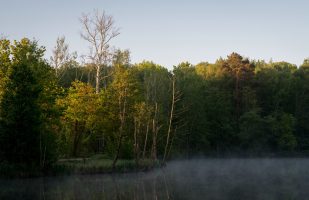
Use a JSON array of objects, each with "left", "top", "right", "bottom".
[{"left": 0, "top": 158, "right": 160, "bottom": 179}]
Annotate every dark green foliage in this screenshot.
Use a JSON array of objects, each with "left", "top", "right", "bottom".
[
  {"left": 1, "top": 37, "right": 309, "bottom": 174},
  {"left": 0, "top": 63, "right": 41, "bottom": 165},
  {"left": 0, "top": 38, "right": 59, "bottom": 170},
  {"left": 267, "top": 112, "right": 297, "bottom": 151},
  {"left": 239, "top": 110, "right": 269, "bottom": 152},
  {"left": 294, "top": 64, "right": 309, "bottom": 150},
  {"left": 169, "top": 54, "right": 308, "bottom": 156}
]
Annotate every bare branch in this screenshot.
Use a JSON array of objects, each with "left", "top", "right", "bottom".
[
  {"left": 80, "top": 10, "right": 120, "bottom": 93},
  {"left": 50, "top": 36, "right": 75, "bottom": 79}
]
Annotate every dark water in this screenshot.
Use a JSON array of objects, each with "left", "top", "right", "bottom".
[{"left": 1, "top": 158, "right": 309, "bottom": 200}]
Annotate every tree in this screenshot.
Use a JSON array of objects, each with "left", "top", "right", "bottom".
[
  {"left": 293, "top": 62, "right": 309, "bottom": 150},
  {"left": 163, "top": 74, "right": 182, "bottom": 163},
  {"left": 57, "top": 81, "right": 98, "bottom": 157},
  {"left": 0, "top": 38, "right": 59, "bottom": 168},
  {"left": 302, "top": 58, "right": 309, "bottom": 68},
  {"left": 254, "top": 61, "right": 296, "bottom": 115},
  {"left": 132, "top": 61, "right": 172, "bottom": 161},
  {"left": 80, "top": 10, "right": 120, "bottom": 93},
  {"left": 266, "top": 112, "right": 297, "bottom": 151},
  {"left": 0, "top": 62, "right": 42, "bottom": 165},
  {"left": 239, "top": 110, "right": 269, "bottom": 152},
  {"left": 50, "top": 36, "right": 77, "bottom": 79},
  {"left": 0, "top": 39, "right": 11, "bottom": 72},
  {"left": 172, "top": 62, "right": 210, "bottom": 155},
  {"left": 110, "top": 61, "right": 136, "bottom": 168},
  {"left": 0, "top": 38, "right": 57, "bottom": 168},
  {"left": 132, "top": 102, "right": 153, "bottom": 165},
  {"left": 0, "top": 39, "right": 11, "bottom": 104},
  {"left": 222, "top": 53, "right": 255, "bottom": 119}
]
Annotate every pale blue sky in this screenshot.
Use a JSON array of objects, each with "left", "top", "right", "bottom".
[{"left": 1, "top": 0, "right": 308, "bottom": 68}]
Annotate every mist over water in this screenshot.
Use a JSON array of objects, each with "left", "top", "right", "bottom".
[{"left": 1, "top": 158, "right": 309, "bottom": 200}]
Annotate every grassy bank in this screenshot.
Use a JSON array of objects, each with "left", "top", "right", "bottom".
[
  {"left": 52, "top": 155, "right": 159, "bottom": 175},
  {"left": 0, "top": 154, "right": 160, "bottom": 178}
]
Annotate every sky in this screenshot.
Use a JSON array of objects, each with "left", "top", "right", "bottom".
[{"left": 1, "top": 0, "right": 309, "bottom": 68}]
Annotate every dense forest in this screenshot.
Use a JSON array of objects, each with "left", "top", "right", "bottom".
[
  {"left": 0, "top": 13, "right": 308, "bottom": 171},
  {"left": 0, "top": 37, "right": 308, "bottom": 171}
]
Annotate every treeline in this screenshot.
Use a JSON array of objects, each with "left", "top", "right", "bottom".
[{"left": 0, "top": 38, "right": 308, "bottom": 170}]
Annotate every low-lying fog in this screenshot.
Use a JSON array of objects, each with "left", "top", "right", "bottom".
[{"left": 1, "top": 158, "right": 309, "bottom": 200}]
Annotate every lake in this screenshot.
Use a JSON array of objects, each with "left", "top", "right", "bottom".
[{"left": 1, "top": 158, "right": 309, "bottom": 199}]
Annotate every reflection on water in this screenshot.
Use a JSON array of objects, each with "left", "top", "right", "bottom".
[{"left": 1, "top": 158, "right": 309, "bottom": 200}]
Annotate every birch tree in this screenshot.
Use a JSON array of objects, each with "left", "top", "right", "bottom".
[
  {"left": 80, "top": 10, "right": 120, "bottom": 93},
  {"left": 50, "top": 36, "right": 70, "bottom": 78},
  {"left": 163, "top": 75, "right": 182, "bottom": 163}
]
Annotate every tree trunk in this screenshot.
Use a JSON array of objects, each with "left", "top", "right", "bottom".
[
  {"left": 95, "top": 65, "right": 100, "bottom": 94},
  {"left": 167, "top": 126, "right": 177, "bottom": 161},
  {"left": 163, "top": 77, "right": 176, "bottom": 163},
  {"left": 112, "top": 130, "right": 123, "bottom": 169},
  {"left": 112, "top": 115, "right": 124, "bottom": 169},
  {"left": 112, "top": 90, "right": 127, "bottom": 169},
  {"left": 134, "top": 118, "right": 140, "bottom": 167},
  {"left": 142, "top": 122, "right": 149, "bottom": 159},
  {"left": 235, "top": 71, "right": 241, "bottom": 120},
  {"left": 151, "top": 103, "right": 158, "bottom": 161}
]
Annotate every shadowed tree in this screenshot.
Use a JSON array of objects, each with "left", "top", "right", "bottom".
[
  {"left": 0, "top": 62, "right": 42, "bottom": 165},
  {"left": 0, "top": 38, "right": 59, "bottom": 168}
]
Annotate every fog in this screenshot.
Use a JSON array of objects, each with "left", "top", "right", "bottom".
[{"left": 1, "top": 158, "right": 309, "bottom": 199}]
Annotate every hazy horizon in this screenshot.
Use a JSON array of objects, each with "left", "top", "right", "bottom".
[{"left": 1, "top": 0, "right": 309, "bottom": 68}]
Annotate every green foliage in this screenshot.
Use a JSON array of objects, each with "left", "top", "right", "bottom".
[
  {"left": 57, "top": 81, "right": 98, "bottom": 156},
  {"left": 1, "top": 36, "right": 309, "bottom": 174},
  {"left": 266, "top": 112, "right": 297, "bottom": 151},
  {"left": 0, "top": 63, "right": 41, "bottom": 165},
  {"left": 0, "top": 38, "right": 58, "bottom": 169},
  {"left": 239, "top": 110, "right": 269, "bottom": 152},
  {"left": 293, "top": 64, "right": 309, "bottom": 150},
  {"left": 57, "top": 61, "right": 94, "bottom": 88}
]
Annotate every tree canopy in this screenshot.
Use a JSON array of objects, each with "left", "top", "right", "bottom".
[{"left": 0, "top": 38, "right": 308, "bottom": 171}]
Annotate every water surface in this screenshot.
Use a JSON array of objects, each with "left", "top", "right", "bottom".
[{"left": 1, "top": 158, "right": 309, "bottom": 200}]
